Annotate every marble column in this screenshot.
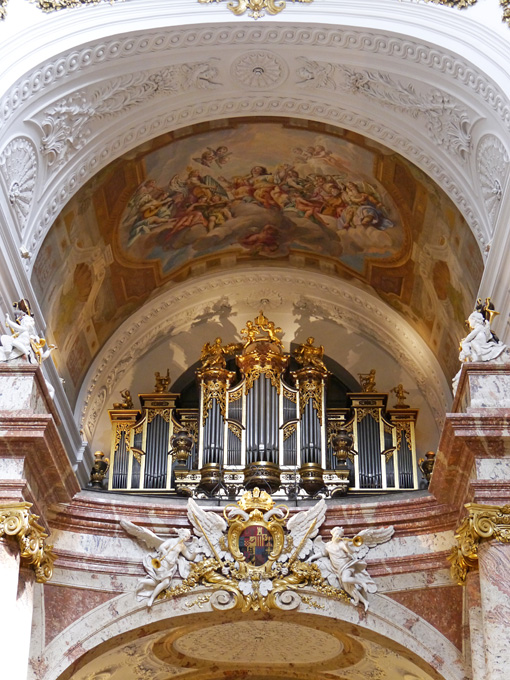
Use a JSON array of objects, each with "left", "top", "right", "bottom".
[
  {"left": 477, "top": 540, "right": 510, "bottom": 680},
  {"left": 0, "top": 538, "right": 35, "bottom": 680},
  {"left": 0, "top": 363, "right": 79, "bottom": 680},
  {"left": 465, "top": 571, "right": 486, "bottom": 680}
]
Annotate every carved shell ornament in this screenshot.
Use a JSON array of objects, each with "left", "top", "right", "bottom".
[
  {"left": 0, "top": 138, "right": 37, "bottom": 231},
  {"left": 121, "top": 488, "right": 394, "bottom": 611}
]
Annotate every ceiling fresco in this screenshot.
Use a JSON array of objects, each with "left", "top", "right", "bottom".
[{"left": 31, "top": 118, "right": 483, "bottom": 406}]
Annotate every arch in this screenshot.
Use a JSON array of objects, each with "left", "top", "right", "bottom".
[{"left": 37, "top": 588, "right": 466, "bottom": 680}]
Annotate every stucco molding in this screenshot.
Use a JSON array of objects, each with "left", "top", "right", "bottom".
[
  {"left": 78, "top": 269, "right": 451, "bottom": 443},
  {"left": 23, "top": 91, "right": 487, "bottom": 274},
  {"left": 476, "top": 133, "right": 510, "bottom": 235},
  {"left": 0, "top": 136, "right": 37, "bottom": 236},
  {"left": 0, "top": 25, "right": 505, "bottom": 264},
  {"left": 2, "top": 25, "right": 509, "bottom": 131},
  {"left": 33, "top": 586, "right": 467, "bottom": 680}
]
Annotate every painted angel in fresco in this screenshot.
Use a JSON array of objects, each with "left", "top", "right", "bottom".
[
  {"left": 193, "top": 145, "right": 232, "bottom": 168},
  {"left": 311, "top": 526, "right": 394, "bottom": 610},
  {"left": 338, "top": 181, "right": 394, "bottom": 231},
  {"left": 120, "top": 520, "right": 198, "bottom": 607}
]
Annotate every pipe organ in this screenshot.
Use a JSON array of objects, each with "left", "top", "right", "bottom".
[{"left": 105, "top": 312, "right": 425, "bottom": 497}]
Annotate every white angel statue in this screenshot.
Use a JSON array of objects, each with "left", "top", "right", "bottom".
[
  {"left": 187, "top": 498, "right": 232, "bottom": 562},
  {"left": 277, "top": 499, "right": 326, "bottom": 563},
  {"left": 312, "top": 525, "right": 394, "bottom": 610},
  {"left": 120, "top": 520, "right": 197, "bottom": 607}
]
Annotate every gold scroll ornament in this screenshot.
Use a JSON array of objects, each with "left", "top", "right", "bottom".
[
  {"left": 0, "top": 502, "right": 55, "bottom": 582},
  {"left": 198, "top": 0, "right": 313, "bottom": 20},
  {"left": 449, "top": 503, "right": 510, "bottom": 585}
]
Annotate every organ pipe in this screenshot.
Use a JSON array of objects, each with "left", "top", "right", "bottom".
[{"left": 106, "top": 314, "right": 422, "bottom": 497}]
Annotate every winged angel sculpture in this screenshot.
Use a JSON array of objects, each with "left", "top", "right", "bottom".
[{"left": 121, "top": 490, "right": 394, "bottom": 612}]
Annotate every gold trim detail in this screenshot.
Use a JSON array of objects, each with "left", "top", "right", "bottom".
[
  {"left": 356, "top": 407, "right": 379, "bottom": 423},
  {"left": 423, "top": 0, "right": 475, "bottom": 8},
  {"left": 0, "top": 502, "right": 55, "bottom": 583},
  {"left": 394, "top": 421, "right": 412, "bottom": 449},
  {"left": 198, "top": 0, "right": 313, "bottom": 19},
  {"left": 34, "top": 0, "right": 124, "bottom": 12},
  {"left": 294, "top": 369, "right": 325, "bottom": 424},
  {"left": 147, "top": 408, "right": 172, "bottom": 424},
  {"left": 113, "top": 423, "right": 132, "bottom": 452},
  {"left": 283, "top": 422, "right": 297, "bottom": 441},
  {"left": 228, "top": 388, "right": 243, "bottom": 403},
  {"left": 283, "top": 388, "right": 297, "bottom": 403},
  {"left": 198, "top": 369, "right": 234, "bottom": 425},
  {"left": 161, "top": 490, "right": 350, "bottom": 611},
  {"left": 228, "top": 421, "right": 243, "bottom": 439},
  {"left": 449, "top": 503, "right": 510, "bottom": 584}
]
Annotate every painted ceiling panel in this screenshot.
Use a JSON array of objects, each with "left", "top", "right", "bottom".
[{"left": 31, "top": 117, "right": 482, "bottom": 405}]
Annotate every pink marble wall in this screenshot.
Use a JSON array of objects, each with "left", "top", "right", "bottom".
[
  {"left": 388, "top": 586, "right": 463, "bottom": 651},
  {"left": 44, "top": 585, "right": 117, "bottom": 646}
]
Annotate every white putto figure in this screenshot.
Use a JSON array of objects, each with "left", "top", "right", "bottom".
[
  {"left": 460, "top": 311, "right": 507, "bottom": 363},
  {"left": 311, "top": 525, "right": 394, "bottom": 610},
  {"left": 452, "top": 308, "right": 509, "bottom": 393},
  {"left": 0, "top": 311, "right": 38, "bottom": 362},
  {"left": 120, "top": 520, "right": 197, "bottom": 607},
  {"left": 0, "top": 308, "right": 56, "bottom": 365}
]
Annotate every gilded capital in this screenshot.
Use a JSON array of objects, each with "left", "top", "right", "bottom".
[
  {"left": 0, "top": 502, "right": 55, "bottom": 583},
  {"left": 449, "top": 503, "right": 510, "bottom": 585}
]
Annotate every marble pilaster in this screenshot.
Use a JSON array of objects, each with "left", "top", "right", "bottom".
[
  {"left": 0, "top": 362, "right": 79, "bottom": 514},
  {"left": 477, "top": 541, "right": 510, "bottom": 680},
  {"left": 465, "top": 571, "right": 486, "bottom": 680},
  {"left": 0, "top": 539, "right": 35, "bottom": 680},
  {"left": 0, "top": 363, "right": 78, "bottom": 680}
]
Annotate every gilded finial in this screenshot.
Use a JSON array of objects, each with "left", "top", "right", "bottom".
[
  {"left": 154, "top": 369, "right": 171, "bottom": 393},
  {"left": 237, "top": 488, "right": 275, "bottom": 512},
  {"left": 293, "top": 336, "right": 327, "bottom": 372},
  {"left": 240, "top": 311, "right": 283, "bottom": 347},
  {"left": 390, "top": 383, "right": 409, "bottom": 408},
  {"left": 113, "top": 389, "right": 134, "bottom": 409},
  {"left": 358, "top": 369, "right": 377, "bottom": 393}
]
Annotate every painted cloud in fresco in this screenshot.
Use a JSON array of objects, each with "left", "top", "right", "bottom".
[
  {"left": 117, "top": 124, "right": 401, "bottom": 274},
  {"left": 31, "top": 119, "right": 482, "bottom": 405}
]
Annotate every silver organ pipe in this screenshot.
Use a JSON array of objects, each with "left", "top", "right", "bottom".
[{"left": 106, "top": 315, "right": 424, "bottom": 497}]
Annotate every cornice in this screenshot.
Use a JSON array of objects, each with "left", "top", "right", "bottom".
[{"left": 47, "top": 489, "right": 456, "bottom": 541}]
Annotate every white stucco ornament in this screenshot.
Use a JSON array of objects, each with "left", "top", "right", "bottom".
[
  {"left": 453, "top": 299, "right": 510, "bottom": 393},
  {"left": 121, "top": 489, "right": 394, "bottom": 611},
  {"left": 0, "top": 300, "right": 57, "bottom": 396}
]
